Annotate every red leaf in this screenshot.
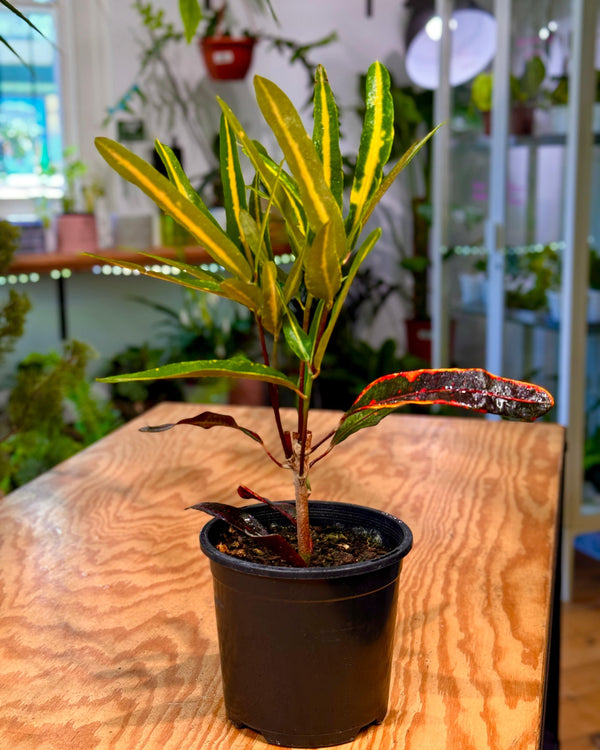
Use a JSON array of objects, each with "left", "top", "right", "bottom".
[{"left": 332, "top": 368, "right": 554, "bottom": 446}]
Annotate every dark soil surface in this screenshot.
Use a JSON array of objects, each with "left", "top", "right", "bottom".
[{"left": 215, "top": 524, "right": 389, "bottom": 568}]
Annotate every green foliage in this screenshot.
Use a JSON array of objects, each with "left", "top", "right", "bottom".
[
  {"left": 471, "top": 56, "right": 547, "bottom": 113},
  {"left": 0, "top": 220, "right": 30, "bottom": 365},
  {"left": 0, "top": 342, "right": 121, "bottom": 493},
  {"left": 505, "top": 245, "right": 558, "bottom": 311}
]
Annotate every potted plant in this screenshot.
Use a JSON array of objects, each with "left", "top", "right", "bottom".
[
  {"left": 56, "top": 148, "right": 103, "bottom": 255},
  {"left": 91, "top": 62, "right": 553, "bottom": 747},
  {"left": 546, "top": 244, "right": 600, "bottom": 324},
  {"left": 470, "top": 55, "right": 546, "bottom": 135},
  {"left": 197, "top": 3, "right": 258, "bottom": 81}
]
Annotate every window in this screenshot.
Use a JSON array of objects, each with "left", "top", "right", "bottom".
[{"left": 0, "top": 1, "right": 63, "bottom": 201}]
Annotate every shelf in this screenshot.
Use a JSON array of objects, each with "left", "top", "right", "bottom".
[{"left": 7, "top": 246, "right": 220, "bottom": 276}]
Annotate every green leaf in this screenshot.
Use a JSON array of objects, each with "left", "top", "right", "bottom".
[
  {"left": 1, "top": 1, "right": 45, "bottom": 37},
  {"left": 254, "top": 74, "right": 344, "bottom": 239},
  {"left": 304, "top": 221, "right": 342, "bottom": 302},
  {"left": 179, "top": 0, "right": 202, "bottom": 43},
  {"left": 98, "top": 355, "right": 303, "bottom": 395},
  {"left": 345, "top": 61, "right": 394, "bottom": 245},
  {"left": 313, "top": 228, "right": 381, "bottom": 371},
  {"left": 154, "top": 139, "right": 219, "bottom": 226},
  {"left": 331, "top": 368, "right": 555, "bottom": 446},
  {"left": 95, "top": 137, "right": 252, "bottom": 281},
  {"left": 220, "top": 113, "right": 249, "bottom": 255},
  {"left": 313, "top": 65, "right": 343, "bottom": 210},
  {"left": 282, "top": 313, "right": 312, "bottom": 362}
]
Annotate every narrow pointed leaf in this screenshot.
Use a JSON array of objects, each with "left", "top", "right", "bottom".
[
  {"left": 282, "top": 241, "right": 307, "bottom": 303},
  {"left": 359, "top": 125, "right": 443, "bottom": 233},
  {"left": 95, "top": 137, "right": 252, "bottom": 281},
  {"left": 345, "top": 61, "right": 394, "bottom": 245},
  {"left": 313, "top": 228, "right": 381, "bottom": 370},
  {"left": 331, "top": 368, "right": 555, "bottom": 446},
  {"left": 237, "top": 486, "right": 297, "bottom": 525},
  {"left": 220, "top": 113, "right": 249, "bottom": 253},
  {"left": 97, "top": 355, "right": 303, "bottom": 395},
  {"left": 188, "top": 502, "right": 268, "bottom": 535},
  {"left": 217, "top": 98, "right": 306, "bottom": 250},
  {"left": 313, "top": 64, "right": 343, "bottom": 210},
  {"left": 305, "top": 221, "right": 342, "bottom": 302},
  {"left": 154, "top": 139, "right": 219, "bottom": 226},
  {"left": 252, "top": 144, "right": 307, "bottom": 247},
  {"left": 248, "top": 174, "right": 273, "bottom": 261},
  {"left": 282, "top": 312, "right": 312, "bottom": 362},
  {"left": 254, "top": 74, "right": 344, "bottom": 237},
  {"left": 179, "top": 0, "right": 202, "bottom": 42},
  {"left": 84, "top": 253, "right": 223, "bottom": 293},
  {"left": 187, "top": 502, "right": 307, "bottom": 567},
  {"left": 219, "top": 278, "right": 262, "bottom": 311},
  {"left": 260, "top": 259, "right": 282, "bottom": 334},
  {"left": 140, "top": 410, "right": 264, "bottom": 443}
]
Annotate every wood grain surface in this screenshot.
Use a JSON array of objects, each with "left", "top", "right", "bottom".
[{"left": 0, "top": 404, "right": 565, "bottom": 749}]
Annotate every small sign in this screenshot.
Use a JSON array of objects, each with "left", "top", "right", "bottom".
[{"left": 117, "top": 119, "right": 146, "bottom": 142}]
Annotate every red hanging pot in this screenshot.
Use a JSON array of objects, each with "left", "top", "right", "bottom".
[{"left": 200, "top": 35, "right": 256, "bottom": 80}]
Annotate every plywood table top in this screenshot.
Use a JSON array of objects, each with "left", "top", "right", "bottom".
[{"left": 0, "top": 404, "right": 565, "bottom": 749}]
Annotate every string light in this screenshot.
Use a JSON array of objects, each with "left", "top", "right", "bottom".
[{"left": 0, "top": 252, "right": 298, "bottom": 286}]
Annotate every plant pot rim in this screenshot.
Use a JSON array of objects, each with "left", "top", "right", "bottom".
[
  {"left": 201, "top": 34, "right": 257, "bottom": 46},
  {"left": 200, "top": 500, "right": 413, "bottom": 580}
]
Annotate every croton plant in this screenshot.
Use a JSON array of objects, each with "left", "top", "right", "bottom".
[{"left": 93, "top": 61, "right": 553, "bottom": 564}]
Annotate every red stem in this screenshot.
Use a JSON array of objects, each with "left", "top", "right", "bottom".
[{"left": 257, "top": 317, "right": 292, "bottom": 458}]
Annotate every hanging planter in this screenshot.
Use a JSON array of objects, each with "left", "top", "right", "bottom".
[{"left": 200, "top": 35, "right": 256, "bottom": 80}]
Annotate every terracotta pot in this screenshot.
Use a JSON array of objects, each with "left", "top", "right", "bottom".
[
  {"left": 200, "top": 501, "right": 413, "bottom": 747},
  {"left": 200, "top": 36, "right": 256, "bottom": 80},
  {"left": 56, "top": 213, "right": 98, "bottom": 254}
]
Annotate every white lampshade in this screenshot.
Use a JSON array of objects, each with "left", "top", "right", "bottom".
[{"left": 405, "top": 3, "right": 497, "bottom": 90}]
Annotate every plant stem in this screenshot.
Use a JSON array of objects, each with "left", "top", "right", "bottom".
[
  {"left": 257, "top": 318, "right": 291, "bottom": 458},
  {"left": 292, "top": 431, "right": 312, "bottom": 561}
]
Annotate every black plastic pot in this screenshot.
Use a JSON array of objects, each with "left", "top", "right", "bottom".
[{"left": 200, "top": 501, "right": 413, "bottom": 747}]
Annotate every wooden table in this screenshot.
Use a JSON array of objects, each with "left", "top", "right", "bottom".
[{"left": 0, "top": 404, "right": 565, "bottom": 749}]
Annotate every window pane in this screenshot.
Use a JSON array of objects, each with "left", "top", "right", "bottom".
[{"left": 0, "top": 3, "right": 63, "bottom": 200}]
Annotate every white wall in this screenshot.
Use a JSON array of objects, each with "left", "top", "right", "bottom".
[{"left": 2, "top": 0, "right": 414, "bottom": 377}]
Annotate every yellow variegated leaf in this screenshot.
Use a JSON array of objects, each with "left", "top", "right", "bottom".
[
  {"left": 85, "top": 252, "right": 224, "bottom": 295},
  {"left": 220, "top": 113, "right": 249, "bottom": 258},
  {"left": 345, "top": 61, "right": 394, "bottom": 246},
  {"left": 305, "top": 221, "right": 342, "bottom": 303},
  {"left": 260, "top": 259, "right": 282, "bottom": 334},
  {"left": 217, "top": 98, "right": 306, "bottom": 250},
  {"left": 219, "top": 278, "right": 262, "bottom": 311},
  {"left": 360, "top": 125, "right": 442, "bottom": 230},
  {"left": 254, "top": 75, "right": 344, "bottom": 240},
  {"left": 313, "top": 65, "right": 343, "bottom": 210},
  {"left": 154, "top": 140, "right": 219, "bottom": 226},
  {"left": 95, "top": 137, "right": 252, "bottom": 281}
]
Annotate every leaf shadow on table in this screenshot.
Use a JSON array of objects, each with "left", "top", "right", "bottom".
[{"left": 93, "top": 649, "right": 224, "bottom": 726}]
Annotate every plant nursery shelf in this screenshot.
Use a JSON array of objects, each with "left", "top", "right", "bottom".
[{"left": 0, "top": 403, "right": 565, "bottom": 749}]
